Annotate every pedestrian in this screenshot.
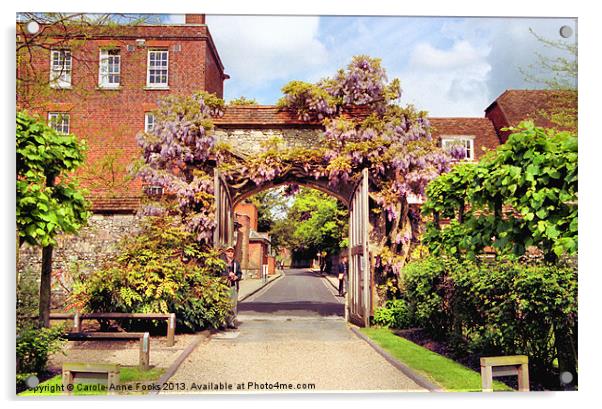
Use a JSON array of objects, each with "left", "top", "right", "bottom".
[
  {"left": 337, "top": 255, "right": 348, "bottom": 297},
  {"left": 222, "top": 246, "right": 242, "bottom": 329}
]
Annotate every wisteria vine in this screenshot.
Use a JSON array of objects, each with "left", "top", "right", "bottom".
[{"left": 136, "top": 56, "right": 464, "bottom": 281}]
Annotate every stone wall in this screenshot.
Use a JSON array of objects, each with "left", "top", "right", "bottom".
[
  {"left": 213, "top": 127, "right": 323, "bottom": 156},
  {"left": 18, "top": 213, "right": 142, "bottom": 307}
]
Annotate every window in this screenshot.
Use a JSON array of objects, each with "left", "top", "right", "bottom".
[
  {"left": 48, "top": 113, "right": 70, "bottom": 134},
  {"left": 144, "top": 112, "right": 155, "bottom": 132},
  {"left": 50, "top": 49, "right": 72, "bottom": 88},
  {"left": 146, "top": 50, "right": 169, "bottom": 87},
  {"left": 99, "top": 49, "right": 121, "bottom": 87},
  {"left": 441, "top": 137, "right": 474, "bottom": 160},
  {"left": 143, "top": 185, "right": 163, "bottom": 197}
]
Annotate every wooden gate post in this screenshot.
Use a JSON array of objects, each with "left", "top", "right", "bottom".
[
  {"left": 139, "top": 332, "right": 150, "bottom": 370},
  {"left": 167, "top": 313, "right": 176, "bottom": 347}
]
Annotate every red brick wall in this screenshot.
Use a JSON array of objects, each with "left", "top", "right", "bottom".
[
  {"left": 234, "top": 202, "right": 259, "bottom": 231},
  {"left": 430, "top": 118, "right": 500, "bottom": 160},
  {"left": 248, "top": 241, "right": 268, "bottom": 277},
  {"left": 204, "top": 43, "right": 225, "bottom": 98},
  {"left": 18, "top": 22, "right": 225, "bottom": 203},
  {"left": 485, "top": 104, "right": 511, "bottom": 144}
]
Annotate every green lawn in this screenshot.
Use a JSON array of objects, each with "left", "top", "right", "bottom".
[
  {"left": 360, "top": 327, "right": 513, "bottom": 392},
  {"left": 19, "top": 367, "right": 164, "bottom": 396}
]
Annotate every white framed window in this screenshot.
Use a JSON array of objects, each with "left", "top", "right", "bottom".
[
  {"left": 50, "top": 49, "right": 72, "bottom": 88},
  {"left": 143, "top": 185, "right": 163, "bottom": 197},
  {"left": 441, "top": 136, "right": 475, "bottom": 160},
  {"left": 99, "top": 48, "right": 121, "bottom": 88},
  {"left": 144, "top": 112, "right": 155, "bottom": 132},
  {"left": 146, "top": 49, "right": 169, "bottom": 87},
  {"left": 48, "top": 112, "right": 70, "bottom": 134}
]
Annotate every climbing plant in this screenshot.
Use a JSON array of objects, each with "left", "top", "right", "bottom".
[{"left": 136, "top": 55, "right": 461, "bottom": 301}]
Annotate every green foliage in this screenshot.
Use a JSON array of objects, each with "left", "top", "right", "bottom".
[
  {"left": 248, "top": 189, "right": 289, "bottom": 232},
  {"left": 288, "top": 188, "right": 348, "bottom": 256},
  {"left": 361, "top": 328, "right": 512, "bottom": 391},
  {"left": 17, "top": 269, "right": 40, "bottom": 331},
  {"left": 423, "top": 121, "right": 577, "bottom": 261},
  {"left": 16, "top": 324, "right": 67, "bottom": 381},
  {"left": 402, "top": 257, "right": 453, "bottom": 335},
  {"left": 16, "top": 111, "right": 90, "bottom": 247},
  {"left": 69, "top": 217, "right": 233, "bottom": 331},
  {"left": 228, "top": 96, "right": 258, "bottom": 106},
  {"left": 372, "top": 299, "right": 412, "bottom": 329},
  {"left": 398, "top": 256, "right": 577, "bottom": 385}
]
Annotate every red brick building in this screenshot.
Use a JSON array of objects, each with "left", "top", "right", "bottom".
[
  {"left": 234, "top": 201, "right": 276, "bottom": 278},
  {"left": 485, "top": 89, "right": 576, "bottom": 143},
  {"left": 17, "top": 14, "right": 228, "bottom": 211}
]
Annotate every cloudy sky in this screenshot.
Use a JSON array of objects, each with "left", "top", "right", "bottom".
[{"left": 165, "top": 14, "right": 576, "bottom": 117}]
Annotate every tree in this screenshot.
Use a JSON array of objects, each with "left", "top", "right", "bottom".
[
  {"left": 17, "top": 111, "right": 90, "bottom": 327},
  {"left": 422, "top": 121, "right": 577, "bottom": 263},
  {"left": 228, "top": 96, "right": 258, "bottom": 106},
  {"left": 520, "top": 28, "right": 577, "bottom": 131},
  {"left": 248, "top": 188, "right": 289, "bottom": 232},
  {"left": 288, "top": 189, "right": 348, "bottom": 258}
]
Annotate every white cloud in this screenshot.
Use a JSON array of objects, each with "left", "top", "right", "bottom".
[
  {"left": 396, "top": 40, "right": 492, "bottom": 116},
  {"left": 206, "top": 15, "right": 328, "bottom": 101}
]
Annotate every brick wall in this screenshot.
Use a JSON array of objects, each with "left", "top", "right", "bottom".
[
  {"left": 18, "top": 18, "right": 226, "bottom": 202},
  {"left": 235, "top": 202, "right": 259, "bottom": 231},
  {"left": 484, "top": 103, "right": 511, "bottom": 143}
]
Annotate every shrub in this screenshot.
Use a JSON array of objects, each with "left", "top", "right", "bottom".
[
  {"left": 372, "top": 299, "right": 412, "bottom": 328},
  {"left": 399, "top": 256, "right": 577, "bottom": 387},
  {"left": 402, "top": 257, "right": 453, "bottom": 338},
  {"left": 69, "top": 217, "right": 233, "bottom": 331},
  {"left": 16, "top": 324, "right": 66, "bottom": 383}
]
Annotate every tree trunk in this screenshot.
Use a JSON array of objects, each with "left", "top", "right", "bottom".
[
  {"left": 39, "top": 173, "right": 56, "bottom": 329},
  {"left": 39, "top": 245, "right": 53, "bottom": 328},
  {"left": 554, "top": 322, "right": 578, "bottom": 389}
]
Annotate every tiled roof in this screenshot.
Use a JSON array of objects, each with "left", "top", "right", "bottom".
[
  {"left": 90, "top": 196, "right": 141, "bottom": 213},
  {"left": 213, "top": 105, "right": 372, "bottom": 127},
  {"left": 486, "top": 89, "right": 576, "bottom": 129},
  {"left": 429, "top": 117, "right": 498, "bottom": 139}
]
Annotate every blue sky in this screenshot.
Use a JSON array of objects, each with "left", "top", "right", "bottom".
[{"left": 168, "top": 14, "right": 576, "bottom": 117}]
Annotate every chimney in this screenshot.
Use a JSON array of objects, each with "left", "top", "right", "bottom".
[{"left": 185, "top": 14, "right": 206, "bottom": 24}]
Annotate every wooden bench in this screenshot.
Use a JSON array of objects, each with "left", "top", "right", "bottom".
[
  {"left": 62, "top": 362, "right": 120, "bottom": 395},
  {"left": 480, "top": 355, "right": 529, "bottom": 392},
  {"left": 51, "top": 312, "right": 176, "bottom": 347},
  {"left": 66, "top": 332, "right": 150, "bottom": 370}
]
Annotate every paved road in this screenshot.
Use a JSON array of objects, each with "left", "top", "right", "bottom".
[
  {"left": 238, "top": 268, "right": 345, "bottom": 318},
  {"left": 165, "top": 269, "right": 425, "bottom": 393}
]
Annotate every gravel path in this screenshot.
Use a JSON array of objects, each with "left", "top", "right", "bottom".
[{"left": 163, "top": 269, "right": 425, "bottom": 394}]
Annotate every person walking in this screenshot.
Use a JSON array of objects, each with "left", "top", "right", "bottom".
[
  {"left": 222, "top": 246, "right": 242, "bottom": 329},
  {"left": 337, "top": 255, "right": 348, "bottom": 297}
]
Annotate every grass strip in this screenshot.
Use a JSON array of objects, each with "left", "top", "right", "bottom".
[
  {"left": 19, "top": 367, "right": 164, "bottom": 396},
  {"left": 360, "top": 327, "right": 513, "bottom": 392}
]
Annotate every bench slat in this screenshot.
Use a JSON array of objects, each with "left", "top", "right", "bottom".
[
  {"left": 480, "top": 355, "right": 528, "bottom": 366},
  {"left": 66, "top": 332, "right": 146, "bottom": 340},
  {"left": 81, "top": 313, "right": 172, "bottom": 319},
  {"left": 63, "top": 362, "right": 119, "bottom": 372}
]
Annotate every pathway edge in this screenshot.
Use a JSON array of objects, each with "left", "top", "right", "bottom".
[
  {"left": 238, "top": 272, "right": 284, "bottom": 302},
  {"left": 349, "top": 326, "right": 444, "bottom": 392},
  {"left": 150, "top": 330, "right": 210, "bottom": 395}
]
